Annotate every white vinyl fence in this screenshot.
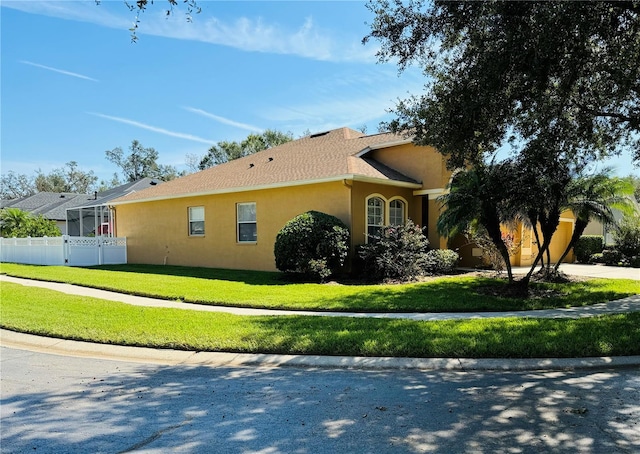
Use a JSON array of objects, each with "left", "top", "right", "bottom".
[{"left": 0, "top": 236, "right": 127, "bottom": 266}]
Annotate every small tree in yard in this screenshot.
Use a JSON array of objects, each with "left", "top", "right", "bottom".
[{"left": 274, "top": 211, "right": 350, "bottom": 281}]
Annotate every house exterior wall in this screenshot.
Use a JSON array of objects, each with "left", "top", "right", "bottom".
[
  {"left": 349, "top": 182, "right": 416, "bottom": 246},
  {"left": 511, "top": 213, "right": 576, "bottom": 267},
  {"left": 365, "top": 143, "right": 451, "bottom": 250},
  {"left": 114, "top": 181, "right": 351, "bottom": 271},
  {"left": 368, "top": 143, "right": 451, "bottom": 189}
]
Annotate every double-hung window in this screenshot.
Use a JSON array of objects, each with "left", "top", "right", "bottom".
[
  {"left": 367, "top": 197, "right": 385, "bottom": 237},
  {"left": 237, "top": 202, "right": 257, "bottom": 242},
  {"left": 366, "top": 195, "right": 408, "bottom": 242},
  {"left": 188, "top": 206, "right": 205, "bottom": 236},
  {"left": 389, "top": 199, "right": 406, "bottom": 226}
]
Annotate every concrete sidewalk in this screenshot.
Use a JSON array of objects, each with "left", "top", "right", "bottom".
[
  {"left": 2, "top": 274, "right": 639, "bottom": 321},
  {"left": 2, "top": 273, "right": 640, "bottom": 371}
]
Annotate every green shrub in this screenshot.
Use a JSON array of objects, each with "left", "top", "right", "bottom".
[
  {"left": 274, "top": 211, "right": 350, "bottom": 281},
  {"left": 574, "top": 235, "right": 604, "bottom": 263},
  {"left": 589, "top": 253, "right": 604, "bottom": 264},
  {"left": 629, "top": 256, "right": 640, "bottom": 268},
  {"left": 602, "top": 249, "right": 624, "bottom": 266},
  {"left": 423, "top": 249, "right": 460, "bottom": 274},
  {"left": 612, "top": 215, "right": 640, "bottom": 259},
  {"left": 1, "top": 208, "right": 61, "bottom": 238},
  {"left": 358, "top": 220, "right": 431, "bottom": 282}
]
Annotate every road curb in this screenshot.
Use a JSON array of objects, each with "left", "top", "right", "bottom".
[{"left": 3, "top": 329, "right": 640, "bottom": 372}]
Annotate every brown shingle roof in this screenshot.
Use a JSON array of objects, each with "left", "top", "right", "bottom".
[{"left": 111, "top": 127, "right": 419, "bottom": 205}]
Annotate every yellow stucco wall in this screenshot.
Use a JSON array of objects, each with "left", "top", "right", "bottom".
[
  {"left": 369, "top": 143, "right": 451, "bottom": 189},
  {"left": 364, "top": 143, "right": 451, "bottom": 250},
  {"left": 511, "top": 214, "right": 576, "bottom": 266},
  {"left": 114, "top": 145, "right": 461, "bottom": 271},
  {"left": 114, "top": 181, "right": 351, "bottom": 271},
  {"left": 349, "top": 182, "right": 416, "bottom": 246}
]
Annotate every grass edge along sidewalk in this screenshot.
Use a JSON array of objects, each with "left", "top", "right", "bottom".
[
  {"left": 1, "top": 263, "right": 639, "bottom": 312},
  {"left": 2, "top": 282, "right": 640, "bottom": 359}
]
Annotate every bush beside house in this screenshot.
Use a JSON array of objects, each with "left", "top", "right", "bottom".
[
  {"left": 357, "top": 220, "right": 459, "bottom": 282},
  {"left": 274, "top": 211, "right": 350, "bottom": 281}
]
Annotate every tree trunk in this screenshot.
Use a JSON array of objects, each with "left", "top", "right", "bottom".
[{"left": 553, "top": 219, "right": 587, "bottom": 272}]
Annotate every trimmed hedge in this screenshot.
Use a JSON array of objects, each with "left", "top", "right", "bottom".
[
  {"left": 574, "top": 235, "right": 604, "bottom": 263},
  {"left": 274, "top": 211, "right": 350, "bottom": 281}
]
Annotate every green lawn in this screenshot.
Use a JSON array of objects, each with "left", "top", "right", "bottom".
[
  {"left": 1, "top": 263, "right": 638, "bottom": 312},
  {"left": 2, "top": 282, "right": 639, "bottom": 358}
]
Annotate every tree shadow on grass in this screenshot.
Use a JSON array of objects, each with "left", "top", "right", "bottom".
[
  {"left": 2, "top": 347, "right": 638, "bottom": 453},
  {"left": 88, "top": 263, "right": 287, "bottom": 286}
]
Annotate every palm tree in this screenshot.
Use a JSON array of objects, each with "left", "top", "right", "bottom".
[
  {"left": 437, "top": 163, "right": 516, "bottom": 282},
  {"left": 553, "top": 169, "right": 635, "bottom": 272},
  {"left": 0, "top": 208, "right": 29, "bottom": 237}
]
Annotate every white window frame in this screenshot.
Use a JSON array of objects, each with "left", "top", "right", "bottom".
[
  {"left": 188, "top": 206, "right": 205, "bottom": 236},
  {"left": 237, "top": 202, "right": 257, "bottom": 243},
  {"left": 366, "top": 195, "right": 409, "bottom": 242},
  {"left": 366, "top": 195, "right": 385, "bottom": 241},
  {"left": 389, "top": 197, "right": 407, "bottom": 226}
]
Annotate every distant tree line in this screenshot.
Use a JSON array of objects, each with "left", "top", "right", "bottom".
[{"left": 1, "top": 129, "right": 295, "bottom": 200}]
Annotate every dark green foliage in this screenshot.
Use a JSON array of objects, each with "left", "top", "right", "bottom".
[
  {"left": 574, "top": 235, "right": 604, "bottom": 264},
  {"left": 423, "top": 249, "right": 460, "bottom": 274},
  {"left": 274, "top": 211, "right": 350, "bottom": 281},
  {"left": 366, "top": 0, "right": 640, "bottom": 284},
  {"left": 358, "top": 220, "right": 431, "bottom": 281},
  {"left": 365, "top": 1, "right": 640, "bottom": 165},
  {"left": 0, "top": 208, "right": 60, "bottom": 238},
  {"left": 437, "top": 163, "right": 517, "bottom": 282},
  {"left": 602, "top": 249, "right": 624, "bottom": 266},
  {"left": 589, "top": 253, "right": 605, "bottom": 264},
  {"left": 199, "top": 130, "right": 294, "bottom": 169},
  {"left": 613, "top": 215, "right": 640, "bottom": 259}
]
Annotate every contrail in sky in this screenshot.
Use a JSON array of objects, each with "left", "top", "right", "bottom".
[
  {"left": 20, "top": 60, "right": 99, "bottom": 82},
  {"left": 88, "top": 112, "right": 217, "bottom": 145},
  {"left": 183, "top": 107, "right": 264, "bottom": 133}
]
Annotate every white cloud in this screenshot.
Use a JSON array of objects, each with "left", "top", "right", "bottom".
[
  {"left": 20, "top": 60, "right": 98, "bottom": 82},
  {"left": 88, "top": 112, "right": 217, "bottom": 145},
  {"left": 3, "top": 1, "right": 130, "bottom": 29},
  {"left": 3, "top": 1, "right": 375, "bottom": 63},
  {"left": 182, "top": 107, "right": 263, "bottom": 133},
  {"left": 263, "top": 68, "right": 425, "bottom": 133}
]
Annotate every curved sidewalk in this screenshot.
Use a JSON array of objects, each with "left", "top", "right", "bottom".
[
  {"left": 2, "top": 275, "right": 640, "bottom": 371},
  {"left": 2, "top": 275, "right": 640, "bottom": 320}
]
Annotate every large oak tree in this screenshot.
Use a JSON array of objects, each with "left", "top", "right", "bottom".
[{"left": 365, "top": 0, "right": 640, "bottom": 285}]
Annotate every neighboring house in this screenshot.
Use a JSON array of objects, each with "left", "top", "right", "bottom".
[
  {"left": 109, "top": 127, "right": 575, "bottom": 272},
  {"left": 0, "top": 178, "right": 161, "bottom": 237},
  {"left": 66, "top": 178, "right": 161, "bottom": 237},
  {"left": 583, "top": 197, "right": 640, "bottom": 246},
  {"left": 1, "top": 192, "right": 87, "bottom": 235}
]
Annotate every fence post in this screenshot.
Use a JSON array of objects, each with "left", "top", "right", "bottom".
[{"left": 63, "top": 235, "right": 70, "bottom": 265}]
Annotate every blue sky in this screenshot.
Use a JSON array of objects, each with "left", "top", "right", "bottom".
[{"left": 1, "top": 0, "right": 638, "bottom": 184}]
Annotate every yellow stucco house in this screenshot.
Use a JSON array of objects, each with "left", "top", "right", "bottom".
[
  {"left": 109, "top": 127, "right": 574, "bottom": 271},
  {"left": 109, "top": 128, "right": 454, "bottom": 271}
]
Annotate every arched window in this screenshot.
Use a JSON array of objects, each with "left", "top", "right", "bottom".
[
  {"left": 389, "top": 199, "right": 406, "bottom": 226},
  {"left": 367, "top": 196, "right": 385, "bottom": 238}
]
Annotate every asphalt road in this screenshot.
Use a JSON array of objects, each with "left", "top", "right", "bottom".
[{"left": 2, "top": 347, "right": 639, "bottom": 454}]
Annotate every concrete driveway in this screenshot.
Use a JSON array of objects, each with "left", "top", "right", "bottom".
[{"left": 512, "top": 263, "right": 639, "bottom": 280}]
